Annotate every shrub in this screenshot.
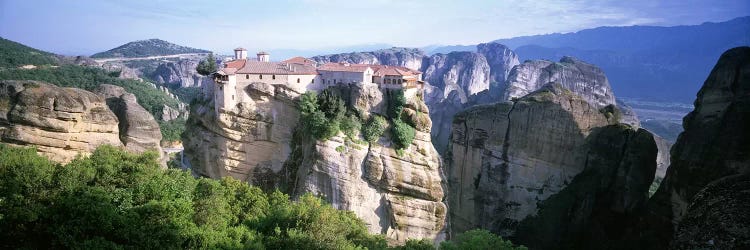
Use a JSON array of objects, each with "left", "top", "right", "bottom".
[
  {"left": 159, "top": 118, "right": 186, "bottom": 143},
  {"left": 440, "top": 229, "right": 528, "bottom": 250},
  {"left": 391, "top": 119, "right": 416, "bottom": 149},
  {"left": 340, "top": 114, "right": 362, "bottom": 138},
  {"left": 388, "top": 89, "right": 406, "bottom": 119},
  {"left": 362, "top": 115, "right": 387, "bottom": 143}
]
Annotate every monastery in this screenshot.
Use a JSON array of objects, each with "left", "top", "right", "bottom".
[{"left": 212, "top": 47, "right": 423, "bottom": 113}]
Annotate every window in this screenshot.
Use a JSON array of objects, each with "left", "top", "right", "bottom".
[
  {"left": 312, "top": 79, "right": 315, "bottom": 84},
  {"left": 232, "top": 95, "right": 234, "bottom": 100},
  {"left": 372, "top": 76, "right": 375, "bottom": 83},
  {"left": 246, "top": 75, "right": 249, "bottom": 79},
  {"left": 219, "top": 86, "right": 223, "bottom": 90},
  {"left": 272, "top": 75, "right": 276, "bottom": 80},
  {"left": 260, "top": 75, "right": 263, "bottom": 79},
  {"left": 297, "top": 78, "right": 300, "bottom": 83}
]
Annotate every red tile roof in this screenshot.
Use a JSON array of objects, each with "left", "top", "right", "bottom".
[
  {"left": 282, "top": 56, "right": 316, "bottom": 65},
  {"left": 370, "top": 65, "right": 420, "bottom": 77},
  {"left": 236, "top": 61, "right": 318, "bottom": 75},
  {"left": 224, "top": 59, "right": 246, "bottom": 69}
]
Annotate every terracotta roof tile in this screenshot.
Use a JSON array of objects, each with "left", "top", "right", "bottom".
[
  {"left": 236, "top": 61, "right": 317, "bottom": 75},
  {"left": 282, "top": 56, "right": 316, "bottom": 65}
]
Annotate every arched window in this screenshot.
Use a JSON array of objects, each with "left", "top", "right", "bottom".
[
  {"left": 245, "top": 75, "right": 249, "bottom": 79},
  {"left": 297, "top": 78, "right": 300, "bottom": 83},
  {"left": 260, "top": 75, "right": 263, "bottom": 79},
  {"left": 272, "top": 75, "right": 276, "bottom": 80}
]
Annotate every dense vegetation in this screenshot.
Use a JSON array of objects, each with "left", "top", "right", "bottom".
[
  {"left": 0, "top": 37, "right": 60, "bottom": 68},
  {"left": 159, "top": 118, "right": 187, "bottom": 143},
  {"left": 387, "top": 90, "right": 416, "bottom": 150},
  {"left": 0, "top": 64, "right": 180, "bottom": 119},
  {"left": 91, "top": 39, "right": 210, "bottom": 58},
  {"left": 299, "top": 90, "right": 348, "bottom": 140},
  {"left": 299, "top": 89, "right": 417, "bottom": 150},
  {"left": 0, "top": 144, "right": 526, "bottom": 249}
]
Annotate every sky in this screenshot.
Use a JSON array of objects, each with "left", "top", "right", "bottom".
[{"left": 1, "top": 0, "right": 749, "bottom": 56}]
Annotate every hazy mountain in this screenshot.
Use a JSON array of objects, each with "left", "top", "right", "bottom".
[
  {"left": 427, "top": 16, "right": 750, "bottom": 102},
  {"left": 91, "top": 39, "right": 210, "bottom": 58}
]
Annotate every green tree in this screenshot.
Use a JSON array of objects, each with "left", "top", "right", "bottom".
[
  {"left": 340, "top": 114, "right": 362, "bottom": 138},
  {"left": 317, "top": 88, "right": 346, "bottom": 121},
  {"left": 391, "top": 119, "right": 416, "bottom": 149},
  {"left": 388, "top": 89, "right": 407, "bottom": 119},
  {"left": 363, "top": 115, "right": 388, "bottom": 143},
  {"left": 440, "top": 229, "right": 528, "bottom": 250},
  {"left": 196, "top": 54, "right": 217, "bottom": 76}
]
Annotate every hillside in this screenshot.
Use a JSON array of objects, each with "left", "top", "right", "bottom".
[
  {"left": 91, "top": 39, "right": 210, "bottom": 58},
  {"left": 0, "top": 37, "right": 60, "bottom": 67}
]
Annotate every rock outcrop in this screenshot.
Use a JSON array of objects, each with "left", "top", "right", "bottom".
[
  {"left": 447, "top": 83, "right": 658, "bottom": 248},
  {"left": 183, "top": 82, "right": 300, "bottom": 181},
  {"left": 95, "top": 84, "right": 164, "bottom": 160},
  {"left": 151, "top": 58, "right": 211, "bottom": 88},
  {"left": 311, "top": 47, "right": 426, "bottom": 71},
  {"left": 477, "top": 42, "right": 520, "bottom": 92},
  {"left": 643, "top": 46, "right": 750, "bottom": 249},
  {"left": 309, "top": 43, "right": 521, "bottom": 154},
  {"left": 670, "top": 173, "right": 750, "bottom": 249},
  {"left": 0, "top": 80, "right": 122, "bottom": 162},
  {"left": 503, "top": 56, "right": 616, "bottom": 109},
  {"left": 183, "top": 83, "right": 446, "bottom": 244}
]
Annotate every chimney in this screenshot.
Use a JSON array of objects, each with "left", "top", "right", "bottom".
[
  {"left": 234, "top": 47, "right": 247, "bottom": 60},
  {"left": 257, "top": 51, "right": 270, "bottom": 62}
]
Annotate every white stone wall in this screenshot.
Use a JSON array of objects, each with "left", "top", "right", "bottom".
[{"left": 214, "top": 74, "right": 237, "bottom": 114}]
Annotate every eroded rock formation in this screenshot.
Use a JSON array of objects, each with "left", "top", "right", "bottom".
[
  {"left": 0, "top": 80, "right": 121, "bottom": 162},
  {"left": 446, "top": 83, "right": 657, "bottom": 248},
  {"left": 183, "top": 82, "right": 446, "bottom": 244},
  {"left": 311, "top": 47, "right": 426, "bottom": 71},
  {"left": 95, "top": 84, "right": 164, "bottom": 160},
  {"left": 0, "top": 80, "right": 165, "bottom": 165},
  {"left": 642, "top": 46, "right": 750, "bottom": 249}
]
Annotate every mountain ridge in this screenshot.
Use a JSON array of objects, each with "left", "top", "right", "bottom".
[{"left": 91, "top": 39, "right": 210, "bottom": 58}]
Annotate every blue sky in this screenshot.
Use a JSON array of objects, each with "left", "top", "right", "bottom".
[{"left": 1, "top": 0, "right": 748, "bottom": 55}]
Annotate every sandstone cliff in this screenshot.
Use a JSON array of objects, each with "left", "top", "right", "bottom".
[
  {"left": 0, "top": 80, "right": 165, "bottom": 165},
  {"left": 642, "top": 46, "right": 750, "bottom": 249},
  {"left": 447, "top": 83, "right": 657, "bottom": 248},
  {"left": 151, "top": 58, "right": 211, "bottom": 88},
  {"left": 95, "top": 84, "right": 164, "bottom": 160},
  {"left": 183, "top": 83, "right": 446, "bottom": 244},
  {"left": 309, "top": 43, "right": 521, "bottom": 153}
]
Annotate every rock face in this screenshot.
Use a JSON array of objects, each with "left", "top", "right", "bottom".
[
  {"left": 446, "top": 83, "right": 657, "bottom": 248},
  {"left": 309, "top": 43, "right": 521, "bottom": 153},
  {"left": 151, "top": 58, "right": 211, "bottom": 88},
  {"left": 183, "top": 82, "right": 300, "bottom": 181},
  {"left": 287, "top": 86, "right": 445, "bottom": 244},
  {"left": 311, "top": 47, "right": 426, "bottom": 71},
  {"left": 183, "top": 83, "right": 446, "bottom": 244},
  {"left": 477, "top": 42, "right": 520, "bottom": 92},
  {"left": 95, "top": 84, "right": 164, "bottom": 159},
  {"left": 670, "top": 174, "right": 750, "bottom": 249},
  {"left": 644, "top": 47, "right": 750, "bottom": 249},
  {"left": 503, "top": 56, "right": 616, "bottom": 109},
  {"left": 422, "top": 52, "right": 490, "bottom": 104},
  {"left": 0, "top": 80, "right": 122, "bottom": 162}
]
